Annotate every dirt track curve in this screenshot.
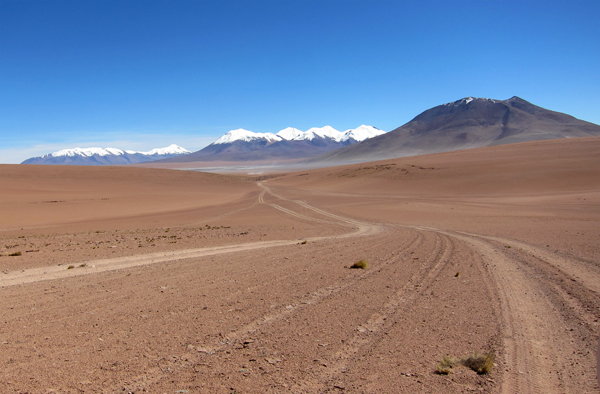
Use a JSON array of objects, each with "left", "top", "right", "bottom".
[{"left": 1, "top": 183, "right": 380, "bottom": 288}]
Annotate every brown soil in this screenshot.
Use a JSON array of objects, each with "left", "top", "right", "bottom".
[{"left": 1, "top": 137, "right": 599, "bottom": 393}]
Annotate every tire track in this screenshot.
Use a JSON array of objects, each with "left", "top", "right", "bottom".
[
  {"left": 123, "top": 229, "right": 426, "bottom": 390},
  {"left": 296, "top": 231, "right": 456, "bottom": 392},
  {"left": 218, "top": 230, "right": 422, "bottom": 315},
  {"left": 458, "top": 231, "right": 600, "bottom": 295},
  {"left": 257, "top": 189, "right": 339, "bottom": 226},
  {"left": 258, "top": 182, "right": 381, "bottom": 236},
  {"left": 198, "top": 229, "right": 425, "bottom": 353},
  {"left": 442, "top": 230, "right": 585, "bottom": 394},
  {"left": 1, "top": 182, "right": 380, "bottom": 288}
]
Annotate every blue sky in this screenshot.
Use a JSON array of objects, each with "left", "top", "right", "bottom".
[{"left": 1, "top": 0, "right": 599, "bottom": 163}]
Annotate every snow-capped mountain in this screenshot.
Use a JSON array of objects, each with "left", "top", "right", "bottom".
[
  {"left": 340, "top": 125, "right": 387, "bottom": 142},
  {"left": 22, "top": 144, "right": 191, "bottom": 165},
  {"left": 212, "top": 125, "right": 385, "bottom": 145},
  {"left": 159, "top": 125, "right": 386, "bottom": 163},
  {"left": 214, "top": 129, "right": 283, "bottom": 144}
]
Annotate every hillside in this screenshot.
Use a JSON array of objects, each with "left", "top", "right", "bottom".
[{"left": 311, "top": 96, "right": 600, "bottom": 163}]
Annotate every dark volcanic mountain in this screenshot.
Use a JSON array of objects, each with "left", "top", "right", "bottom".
[{"left": 312, "top": 96, "right": 600, "bottom": 163}]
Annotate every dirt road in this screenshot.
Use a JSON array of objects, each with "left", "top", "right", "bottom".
[{"left": 2, "top": 177, "right": 598, "bottom": 393}]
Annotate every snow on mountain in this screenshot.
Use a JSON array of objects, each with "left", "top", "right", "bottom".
[
  {"left": 136, "top": 144, "right": 191, "bottom": 156},
  {"left": 49, "top": 147, "right": 127, "bottom": 158},
  {"left": 302, "top": 126, "right": 344, "bottom": 142},
  {"left": 444, "top": 97, "right": 498, "bottom": 107},
  {"left": 22, "top": 145, "right": 191, "bottom": 165},
  {"left": 213, "top": 125, "right": 385, "bottom": 145},
  {"left": 275, "top": 127, "right": 305, "bottom": 140},
  {"left": 341, "top": 125, "right": 386, "bottom": 142},
  {"left": 214, "top": 129, "right": 282, "bottom": 144},
  {"left": 46, "top": 145, "right": 190, "bottom": 158}
]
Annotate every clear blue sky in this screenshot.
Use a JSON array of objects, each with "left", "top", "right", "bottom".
[{"left": 1, "top": 0, "right": 599, "bottom": 163}]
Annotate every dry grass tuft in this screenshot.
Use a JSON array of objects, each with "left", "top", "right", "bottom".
[
  {"left": 349, "top": 260, "right": 368, "bottom": 269},
  {"left": 436, "top": 351, "right": 495, "bottom": 375},
  {"left": 437, "top": 355, "right": 458, "bottom": 374},
  {"left": 463, "top": 351, "right": 495, "bottom": 374}
]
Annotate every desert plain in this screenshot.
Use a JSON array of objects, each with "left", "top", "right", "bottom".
[{"left": 1, "top": 137, "right": 599, "bottom": 393}]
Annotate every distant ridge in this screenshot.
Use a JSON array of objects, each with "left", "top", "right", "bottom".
[
  {"left": 22, "top": 144, "right": 191, "bottom": 165},
  {"left": 158, "top": 125, "right": 385, "bottom": 162},
  {"left": 309, "top": 96, "right": 600, "bottom": 163}
]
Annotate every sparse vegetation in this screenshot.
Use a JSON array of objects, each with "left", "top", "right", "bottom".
[
  {"left": 8, "top": 251, "right": 22, "bottom": 256},
  {"left": 436, "top": 351, "right": 495, "bottom": 375},
  {"left": 437, "top": 355, "right": 458, "bottom": 374},
  {"left": 349, "top": 260, "right": 368, "bottom": 269},
  {"left": 67, "top": 265, "right": 75, "bottom": 269},
  {"left": 463, "top": 351, "right": 495, "bottom": 374},
  {"left": 300, "top": 240, "right": 308, "bottom": 245}
]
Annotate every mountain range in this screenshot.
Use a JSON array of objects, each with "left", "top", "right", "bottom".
[
  {"left": 22, "top": 144, "right": 191, "bottom": 166},
  {"left": 20, "top": 96, "right": 600, "bottom": 167},
  {"left": 158, "top": 125, "right": 385, "bottom": 162}
]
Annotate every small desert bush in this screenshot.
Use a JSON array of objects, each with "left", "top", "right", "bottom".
[
  {"left": 437, "top": 355, "right": 459, "bottom": 374},
  {"left": 67, "top": 265, "right": 75, "bottom": 269},
  {"left": 349, "top": 260, "right": 368, "bottom": 269},
  {"left": 8, "top": 251, "right": 22, "bottom": 256},
  {"left": 437, "top": 351, "right": 495, "bottom": 375},
  {"left": 463, "top": 351, "right": 495, "bottom": 374}
]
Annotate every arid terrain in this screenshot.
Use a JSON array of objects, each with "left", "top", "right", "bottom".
[{"left": 1, "top": 137, "right": 599, "bottom": 393}]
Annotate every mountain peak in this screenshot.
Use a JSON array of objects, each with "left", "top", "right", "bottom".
[
  {"left": 310, "top": 95, "right": 600, "bottom": 164},
  {"left": 276, "top": 127, "right": 304, "bottom": 140},
  {"left": 212, "top": 125, "right": 384, "bottom": 145},
  {"left": 22, "top": 145, "right": 191, "bottom": 165},
  {"left": 139, "top": 144, "right": 191, "bottom": 156},
  {"left": 447, "top": 97, "right": 499, "bottom": 107},
  {"left": 505, "top": 96, "right": 532, "bottom": 105},
  {"left": 167, "top": 125, "right": 387, "bottom": 163},
  {"left": 341, "top": 125, "right": 385, "bottom": 142},
  {"left": 49, "top": 147, "right": 126, "bottom": 158},
  {"left": 213, "top": 129, "right": 282, "bottom": 145}
]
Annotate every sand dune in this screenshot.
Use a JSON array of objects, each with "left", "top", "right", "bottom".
[{"left": 1, "top": 138, "right": 599, "bottom": 393}]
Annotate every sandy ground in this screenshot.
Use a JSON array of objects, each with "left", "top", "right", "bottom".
[{"left": 1, "top": 137, "right": 599, "bottom": 393}]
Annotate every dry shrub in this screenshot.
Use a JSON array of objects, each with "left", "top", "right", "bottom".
[
  {"left": 349, "top": 260, "right": 368, "bottom": 269},
  {"left": 437, "top": 355, "right": 458, "bottom": 374},
  {"left": 436, "top": 351, "right": 495, "bottom": 375},
  {"left": 463, "top": 351, "right": 495, "bottom": 374}
]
